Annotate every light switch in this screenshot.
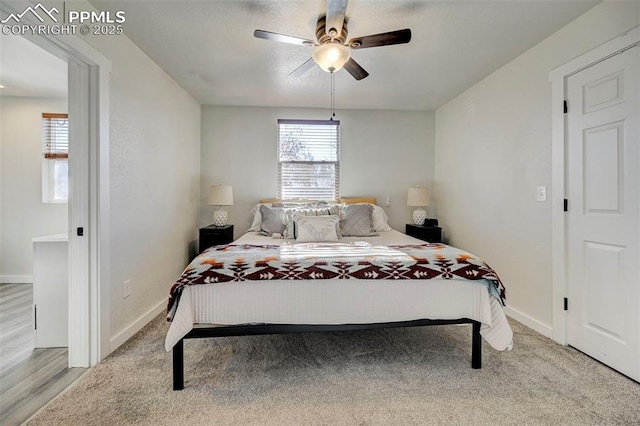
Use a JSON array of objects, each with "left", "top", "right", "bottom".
[{"left": 536, "top": 186, "right": 547, "bottom": 202}]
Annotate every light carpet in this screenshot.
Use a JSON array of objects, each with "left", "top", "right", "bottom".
[{"left": 27, "top": 315, "right": 640, "bottom": 425}]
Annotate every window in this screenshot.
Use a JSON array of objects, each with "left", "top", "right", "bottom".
[
  {"left": 277, "top": 119, "right": 340, "bottom": 200},
  {"left": 41, "top": 113, "right": 69, "bottom": 203}
]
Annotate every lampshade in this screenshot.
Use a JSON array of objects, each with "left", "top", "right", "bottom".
[
  {"left": 208, "top": 185, "right": 233, "bottom": 206},
  {"left": 312, "top": 43, "right": 351, "bottom": 73},
  {"left": 407, "top": 186, "right": 430, "bottom": 206}
]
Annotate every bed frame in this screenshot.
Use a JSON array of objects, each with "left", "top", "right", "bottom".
[{"left": 173, "top": 318, "right": 481, "bottom": 390}]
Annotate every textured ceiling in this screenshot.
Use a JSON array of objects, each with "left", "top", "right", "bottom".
[
  {"left": 72, "top": 1, "right": 604, "bottom": 109},
  {"left": 90, "top": 0, "right": 599, "bottom": 111}
]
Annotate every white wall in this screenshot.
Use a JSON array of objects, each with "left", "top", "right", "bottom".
[
  {"left": 200, "top": 106, "right": 434, "bottom": 237},
  {"left": 433, "top": 1, "right": 640, "bottom": 333},
  {"left": 0, "top": 97, "right": 68, "bottom": 282},
  {"left": 76, "top": 16, "right": 202, "bottom": 347}
]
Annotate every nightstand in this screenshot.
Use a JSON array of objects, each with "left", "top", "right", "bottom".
[
  {"left": 406, "top": 224, "right": 443, "bottom": 243},
  {"left": 199, "top": 224, "right": 234, "bottom": 253}
]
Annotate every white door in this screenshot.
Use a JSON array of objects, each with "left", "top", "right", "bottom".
[{"left": 566, "top": 45, "right": 639, "bottom": 381}]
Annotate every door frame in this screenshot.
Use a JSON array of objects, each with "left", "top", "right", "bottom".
[
  {"left": 0, "top": 2, "right": 112, "bottom": 366},
  {"left": 549, "top": 26, "right": 640, "bottom": 345}
]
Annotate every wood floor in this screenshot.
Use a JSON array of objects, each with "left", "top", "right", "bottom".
[{"left": 0, "top": 283, "right": 85, "bottom": 426}]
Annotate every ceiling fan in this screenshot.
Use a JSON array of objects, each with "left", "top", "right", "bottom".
[{"left": 254, "top": 0, "right": 412, "bottom": 81}]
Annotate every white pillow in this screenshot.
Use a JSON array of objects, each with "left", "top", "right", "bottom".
[
  {"left": 371, "top": 204, "right": 392, "bottom": 232},
  {"left": 295, "top": 215, "right": 340, "bottom": 242},
  {"left": 283, "top": 205, "right": 345, "bottom": 239},
  {"left": 247, "top": 203, "right": 266, "bottom": 232}
]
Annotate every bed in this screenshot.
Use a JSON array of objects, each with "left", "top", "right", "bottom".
[{"left": 166, "top": 202, "right": 513, "bottom": 390}]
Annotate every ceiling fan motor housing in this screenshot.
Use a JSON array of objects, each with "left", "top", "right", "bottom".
[{"left": 316, "top": 16, "right": 348, "bottom": 45}]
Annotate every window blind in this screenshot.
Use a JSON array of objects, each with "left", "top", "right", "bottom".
[
  {"left": 42, "top": 113, "right": 69, "bottom": 159},
  {"left": 277, "top": 119, "right": 340, "bottom": 200}
]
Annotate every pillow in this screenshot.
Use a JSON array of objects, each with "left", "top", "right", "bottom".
[
  {"left": 372, "top": 205, "right": 392, "bottom": 232},
  {"left": 340, "top": 203, "right": 378, "bottom": 237},
  {"left": 295, "top": 215, "right": 340, "bottom": 242},
  {"left": 247, "top": 202, "right": 318, "bottom": 233},
  {"left": 259, "top": 205, "right": 285, "bottom": 236},
  {"left": 248, "top": 203, "right": 266, "bottom": 232},
  {"left": 283, "top": 205, "right": 345, "bottom": 239}
]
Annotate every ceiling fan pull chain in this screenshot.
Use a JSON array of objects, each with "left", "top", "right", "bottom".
[{"left": 331, "top": 71, "right": 336, "bottom": 120}]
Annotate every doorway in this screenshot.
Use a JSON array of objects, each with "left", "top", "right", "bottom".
[
  {"left": 0, "top": 1, "right": 112, "bottom": 368},
  {"left": 0, "top": 34, "right": 69, "bottom": 371},
  {"left": 565, "top": 45, "right": 639, "bottom": 381},
  {"left": 550, "top": 27, "right": 640, "bottom": 383}
]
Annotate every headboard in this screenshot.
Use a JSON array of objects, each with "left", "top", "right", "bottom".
[
  {"left": 258, "top": 197, "right": 377, "bottom": 205},
  {"left": 339, "top": 197, "right": 377, "bottom": 205}
]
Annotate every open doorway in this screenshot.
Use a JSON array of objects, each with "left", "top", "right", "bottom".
[
  {"left": 0, "top": 34, "right": 69, "bottom": 372},
  {"left": 0, "top": 34, "right": 91, "bottom": 424},
  {"left": 0, "top": 4, "right": 111, "bottom": 418},
  {"left": 0, "top": 0, "right": 112, "bottom": 372}
]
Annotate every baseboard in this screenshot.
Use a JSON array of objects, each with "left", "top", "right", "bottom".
[
  {"left": 503, "top": 306, "right": 553, "bottom": 338},
  {"left": 105, "top": 298, "right": 555, "bottom": 352},
  {"left": 0, "top": 276, "right": 33, "bottom": 284},
  {"left": 110, "top": 298, "right": 167, "bottom": 353}
]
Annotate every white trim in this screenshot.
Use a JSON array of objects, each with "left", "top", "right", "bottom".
[
  {"left": 0, "top": 276, "right": 33, "bottom": 284},
  {"left": 109, "top": 299, "right": 168, "bottom": 352},
  {"left": 549, "top": 26, "right": 640, "bottom": 345},
  {"left": 67, "top": 60, "right": 90, "bottom": 367},
  {"left": 92, "top": 61, "right": 112, "bottom": 364},
  {"left": 504, "top": 306, "right": 552, "bottom": 339},
  {"left": 549, "top": 28, "right": 640, "bottom": 82}
]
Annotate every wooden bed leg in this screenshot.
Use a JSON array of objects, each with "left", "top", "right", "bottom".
[
  {"left": 471, "top": 321, "right": 482, "bottom": 369},
  {"left": 173, "top": 339, "right": 184, "bottom": 390}
]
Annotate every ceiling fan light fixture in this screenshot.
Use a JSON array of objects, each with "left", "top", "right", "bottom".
[{"left": 312, "top": 43, "right": 351, "bottom": 73}]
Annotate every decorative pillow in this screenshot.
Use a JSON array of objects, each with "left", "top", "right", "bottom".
[
  {"left": 283, "top": 205, "right": 345, "bottom": 239},
  {"left": 295, "top": 215, "right": 340, "bottom": 242},
  {"left": 340, "top": 203, "right": 377, "bottom": 237},
  {"left": 248, "top": 202, "right": 317, "bottom": 233},
  {"left": 371, "top": 204, "right": 392, "bottom": 232},
  {"left": 259, "top": 205, "right": 285, "bottom": 236}
]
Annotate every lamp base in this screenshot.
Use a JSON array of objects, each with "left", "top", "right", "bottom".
[
  {"left": 412, "top": 208, "right": 427, "bottom": 226},
  {"left": 212, "top": 209, "right": 228, "bottom": 227}
]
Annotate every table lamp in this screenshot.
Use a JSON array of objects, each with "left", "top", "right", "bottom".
[{"left": 208, "top": 184, "right": 233, "bottom": 226}]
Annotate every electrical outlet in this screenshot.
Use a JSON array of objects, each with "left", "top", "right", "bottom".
[
  {"left": 536, "top": 186, "right": 547, "bottom": 202},
  {"left": 122, "top": 280, "right": 131, "bottom": 299}
]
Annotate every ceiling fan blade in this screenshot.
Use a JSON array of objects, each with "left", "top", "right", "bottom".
[
  {"left": 343, "top": 58, "right": 369, "bottom": 81},
  {"left": 325, "top": 0, "right": 348, "bottom": 37},
  {"left": 289, "top": 58, "right": 316, "bottom": 78},
  {"left": 348, "top": 29, "right": 412, "bottom": 49},
  {"left": 254, "top": 30, "right": 315, "bottom": 46}
]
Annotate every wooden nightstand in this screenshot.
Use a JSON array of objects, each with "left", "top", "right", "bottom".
[
  {"left": 199, "top": 224, "right": 234, "bottom": 253},
  {"left": 406, "top": 224, "right": 443, "bottom": 243}
]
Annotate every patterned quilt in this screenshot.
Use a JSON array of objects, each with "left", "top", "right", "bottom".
[{"left": 167, "top": 242, "right": 506, "bottom": 321}]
